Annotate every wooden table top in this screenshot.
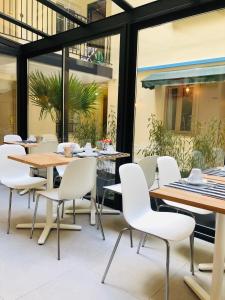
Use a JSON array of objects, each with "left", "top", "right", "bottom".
[
  {"left": 8, "top": 152, "right": 76, "bottom": 168},
  {"left": 8, "top": 151, "right": 130, "bottom": 169},
  {"left": 5, "top": 141, "right": 38, "bottom": 148},
  {"left": 150, "top": 178, "right": 225, "bottom": 214}
]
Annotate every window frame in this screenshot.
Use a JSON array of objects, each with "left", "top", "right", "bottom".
[{"left": 164, "top": 85, "right": 195, "bottom": 134}]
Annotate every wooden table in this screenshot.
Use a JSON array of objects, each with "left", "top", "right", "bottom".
[
  {"left": 150, "top": 180, "right": 225, "bottom": 300},
  {"left": 8, "top": 151, "right": 130, "bottom": 244}
]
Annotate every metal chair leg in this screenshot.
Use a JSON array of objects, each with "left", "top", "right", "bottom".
[
  {"left": 28, "top": 190, "right": 31, "bottom": 209},
  {"left": 129, "top": 227, "right": 133, "bottom": 248},
  {"left": 101, "top": 228, "right": 129, "bottom": 283},
  {"left": 141, "top": 233, "right": 148, "bottom": 247},
  {"left": 57, "top": 202, "right": 61, "bottom": 260},
  {"left": 94, "top": 199, "right": 105, "bottom": 240},
  {"left": 73, "top": 199, "right": 76, "bottom": 224},
  {"left": 32, "top": 189, "right": 35, "bottom": 202},
  {"left": 97, "top": 188, "right": 107, "bottom": 230},
  {"left": 30, "top": 194, "right": 40, "bottom": 239},
  {"left": 190, "top": 232, "right": 195, "bottom": 276},
  {"left": 61, "top": 202, "right": 64, "bottom": 219},
  {"left": 164, "top": 240, "right": 170, "bottom": 300},
  {"left": 137, "top": 233, "right": 145, "bottom": 254},
  {"left": 7, "top": 188, "right": 13, "bottom": 234}
]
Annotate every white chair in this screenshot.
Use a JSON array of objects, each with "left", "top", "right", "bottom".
[
  {"left": 98, "top": 156, "right": 158, "bottom": 245},
  {"left": 30, "top": 140, "right": 58, "bottom": 154},
  {"left": 0, "top": 145, "right": 47, "bottom": 233},
  {"left": 56, "top": 142, "right": 80, "bottom": 178},
  {"left": 4, "top": 134, "right": 22, "bottom": 143},
  {"left": 41, "top": 134, "right": 58, "bottom": 142},
  {"left": 30, "top": 157, "right": 105, "bottom": 260},
  {"left": 101, "top": 163, "right": 195, "bottom": 300},
  {"left": 157, "top": 156, "right": 211, "bottom": 215}
]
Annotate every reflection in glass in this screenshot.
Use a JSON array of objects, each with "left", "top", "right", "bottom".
[{"left": 0, "top": 54, "right": 17, "bottom": 143}]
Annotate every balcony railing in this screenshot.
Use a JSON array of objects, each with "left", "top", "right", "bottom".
[{"left": 0, "top": 0, "right": 111, "bottom": 65}]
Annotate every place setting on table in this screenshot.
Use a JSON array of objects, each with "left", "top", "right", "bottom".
[
  {"left": 57, "top": 140, "right": 128, "bottom": 160},
  {"left": 165, "top": 167, "right": 225, "bottom": 200}
]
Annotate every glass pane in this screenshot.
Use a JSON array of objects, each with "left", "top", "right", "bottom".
[
  {"left": 180, "top": 87, "right": 193, "bottom": 131},
  {"left": 67, "top": 33, "right": 120, "bottom": 148},
  {"left": 53, "top": 0, "right": 123, "bottom": 21},
  {"left": 134, "top": 9, "right": 225, "bottom": 175},
  {"left": 28, "top": 52, "right": 62, "bottom": 141},
  {"left": 166, "top": 88, "right": 177, "bottom": 130},
  {"left": 0, "top": 54, "right": 17, "bottom": 143}
]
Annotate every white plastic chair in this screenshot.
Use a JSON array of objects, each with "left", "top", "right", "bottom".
[
  {"left": 41, "top": 134, "right": 58, "bottom": 142},
  {"left": 30, "top": 140, "right": 58, "bottom": 154},
  {"left": 30, "top": 157, "right": 105, "bottom": 260},
  {"left": 157, "top": 156, "right": 211, "bottom": 215},
  {"left": 56, "top": 142, "right": 80, "bottom": 178},
  {"left": 98, "top": 156, "right": 158, "bottom": 234},
  {"left": 101, "top": 163, "right": 195, "bottom": 300},
  {"left": 4, "top": 134, "right": 22, "bottom": 143},
  {"left": 0, "top": 145, "right": 47, "bottom": 233}
]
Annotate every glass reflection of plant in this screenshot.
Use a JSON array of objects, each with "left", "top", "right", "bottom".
[
  {"left": 139, "top": 114, "right": 225, "bottom": 175},
  {"left": 29, "top": 71, "right": 98, "bottom": 121},
  {"left": 107, "top": 108, "right": 117, "bottom": 146}
]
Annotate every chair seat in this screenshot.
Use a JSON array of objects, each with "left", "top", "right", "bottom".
[
  {"left": 131, "top": 211, "right": 195, "bottom": 242},
  {"left": 163, "top": 199, "right": 211, "bottom": 215},
  {"left": 104, "top": 183, "right": 156, "bottom": 195},
  {"left": 104, "top": 183, "right": 122, "bottom": 194},
  {"left": 2, "top": 176, "right": 47, "bottom": 190},
  {"left": 37, "top": 188, "right": 69, "bottom": 202}
]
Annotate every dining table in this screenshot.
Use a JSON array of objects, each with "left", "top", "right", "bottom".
[
  {"left": 150, "top": 174, "right": 225, "bottom": 300},
  {"left": 8, "top": 151, "right": 130, "bottom": 245}
]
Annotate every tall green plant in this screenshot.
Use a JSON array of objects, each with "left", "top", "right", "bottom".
[{"left": 29, "top": 71, "right": 98, "bottom": 121}]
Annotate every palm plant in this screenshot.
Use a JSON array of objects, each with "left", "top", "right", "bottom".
[{"left": 29, "top": 70, "right": 98, "bottom": 121}]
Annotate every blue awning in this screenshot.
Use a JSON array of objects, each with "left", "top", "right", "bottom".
[{"left": 142, "top": 65, "right": 225, "bottom": 89}]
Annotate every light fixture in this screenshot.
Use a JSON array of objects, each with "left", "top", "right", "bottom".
[{"left": 185, "top": 86, "right": 190, "bottom": 94}]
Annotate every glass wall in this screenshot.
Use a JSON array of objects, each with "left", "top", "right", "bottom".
[
  {"left": 134, "top": 9, "right": 225, "bottom": 174},
  {"left": 67, "top": 34, "right": 120, "bottom": 149},
  {"left": 0, "top": 54, "right": 17, "bottom": 143}
]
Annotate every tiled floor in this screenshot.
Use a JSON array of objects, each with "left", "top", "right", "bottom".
[{"left": 0, "top": 184, "right": 224, "bottom": 300}]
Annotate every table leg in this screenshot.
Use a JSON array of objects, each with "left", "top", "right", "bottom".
[
  {"left": 210, "top": 213, "right": 225, "bottom": 299},
  {"left": 90, "top": 178, "right": 97, "bottom": 225},
  {"left": 184, "top": 213, "right": 225, "bottom": 300}
]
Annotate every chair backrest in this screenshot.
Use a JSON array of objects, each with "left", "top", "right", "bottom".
[
  {"left": 58, "top": 157, "right": 96, "bottom": 200},
  {"left": 57, "top": 142, "right": 80, "bottom": 153},
  {"left": 138, "top": 156, "right": 157, "bottom": 189},
  {"left": 30, "top": 141, "right": 58, "bottom": 154},
  {"left": 119, "top": 163, "right": 151, "bottom": 226},
  {"left": 41, "top": 134, "right": 58, "bottom": 142},
  {"left": 0, "top": 144, "right": 29, "bottom": 180},
  {"left": 157, "top": 156, "right": 181, "bottom": 186},
  {"left": 4, "top": 134, "right": 22, "bottom": 143}
]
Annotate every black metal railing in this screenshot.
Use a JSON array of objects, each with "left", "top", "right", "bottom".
[{"left": 0, "top": 0, "right": 111, "bottom": 65}]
